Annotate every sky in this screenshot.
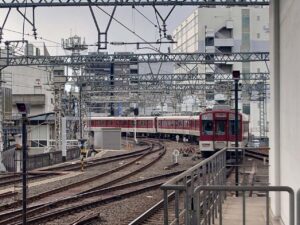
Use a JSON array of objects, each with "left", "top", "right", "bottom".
[{"left": 0, "top": 6, "right": 197, "bottom": 55}]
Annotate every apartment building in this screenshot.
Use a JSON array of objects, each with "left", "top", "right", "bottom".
[{"left": 172, "top": 6, "right": 269, "bottom": 137}]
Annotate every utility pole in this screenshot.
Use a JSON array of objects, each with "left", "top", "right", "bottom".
[
  {"left": 110, "top": 62, "right": 114, "bottom": 116},
  {"left": 233, "top": 70, "right": 240, "bottom": 197},
  {"left": 0, "top": 68, "right": 6, "bottom": 172},
  {"left": 22, "top": 113, "right": 27, "bottom": 225},
  {"left": 16, "top": 103, "right": 29, "bottom": 225}
]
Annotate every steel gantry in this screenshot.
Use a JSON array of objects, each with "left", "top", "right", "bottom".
[
  {"left": 0, "top": 52, "right": 269, "bottom": 66},
  {"left": 0, "top": 0, "right": 270, "bottom": 8},
  {"left": 82, "top": 72, "right": 270, "bottom": 82}
]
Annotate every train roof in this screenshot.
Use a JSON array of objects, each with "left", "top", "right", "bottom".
[
  {"left": 200, "top": 110, "right": 249, "bottom": 121},
  {"left": 89, "top": 116, "right": 155, "bottom": 120},
  {"left": 156, "top": 116, "right": 199, "bottom": 120}
]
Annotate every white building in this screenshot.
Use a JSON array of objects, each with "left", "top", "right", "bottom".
[
  {"left": 0, "top": 44, "right": 64, "bottom": 154},
  {"left": 1, "top": 43, "right": 56, "bottom": 117},
  {"left": 172, "top": 7, "right": 269, "bottom": 137}
]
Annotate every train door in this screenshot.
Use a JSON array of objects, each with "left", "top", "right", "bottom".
[
  {"left": 213, "top": 112, "right": 228, "bottom": 150},
  {"left": 199, "top": 112, "right": 214, "bottom": 152}
]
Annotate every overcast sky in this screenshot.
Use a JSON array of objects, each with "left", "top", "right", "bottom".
[{"left": 0, "top": 6, "right": 197, "bottom": 55}]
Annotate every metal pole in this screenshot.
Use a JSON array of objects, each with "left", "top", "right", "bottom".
[
  {"left": 234, "top": 78, "right": 239, "bottom": 197},
  {"left": 134, "top": 115, "right": 137, "bottom": 143},
  {"left": 0, "top": 69, "right": 6, "bottom": 172},
  {"left": 22, "top": 113, "right": 27, "bottom": 225},
  {"left": 79, "top": 84, "right": 82, "bottom": 140},
  {"left": 110, "top": 63, "right": 114, "bottom": 116},
  {"left": 62, "top": 117, "right": 67, "bottom": 162}
]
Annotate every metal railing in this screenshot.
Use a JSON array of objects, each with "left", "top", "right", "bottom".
[
  {"left": 48, "top": 139, "right": 79, "bottom": 148},
  {"left": 298, "top": 189, "right": 300, "bottom": 225},
  {"left": 194, "top": 185, "right": 294, "bottom": 225},
  {"left": 161, "top": 147, "right": 273, "bottom": 225},
  {"left": 161, "top": 147, "right": 228, "bottom": 225}
]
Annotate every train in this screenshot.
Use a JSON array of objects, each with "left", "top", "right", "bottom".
[{"left": 89, "top": 108, "right": 249, "bottom": 155}]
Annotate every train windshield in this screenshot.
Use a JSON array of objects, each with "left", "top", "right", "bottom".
[
  {"left": 229, "top": 120, "right": 240, "bottom": 135},
  {"left": 215, "top": 120, "right": 226, "bottom": 135},
  {"left": 202, "top": 120, "right": 213, "bottom": 135}
]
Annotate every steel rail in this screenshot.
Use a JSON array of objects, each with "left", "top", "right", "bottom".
[
  {"left": 17, "top": 183, "right": 165, "bottom": 225},
  {"left": 129, "top": 191, "right": 175, "bottom": 225},
  {"left": 41, "top": 141, "right": 153, "bottom": 171},
  {"left": 0, "top": 142, "right": 160, "bottom": 212},
  {"left": 0, "top": 148, "right": 169, "bottom": 224}
]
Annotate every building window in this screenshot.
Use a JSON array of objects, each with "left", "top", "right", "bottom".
[
  {"left": 257, "top": 33, "right": 260, "bottom": 39},
  {"left": 257, "top": 16, "right": 260, "bottom": 21}
]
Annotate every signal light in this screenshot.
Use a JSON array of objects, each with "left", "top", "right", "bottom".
[
  {"left": 232, "top": 70, "right": 240, "bottom": 80},
  {"left": 134, "top": 108, "right": 139, "bottom": 116}
]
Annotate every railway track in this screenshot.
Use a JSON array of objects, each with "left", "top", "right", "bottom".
[
  {"left": 0, "top": 169, "right": 182, "bottom": 225},
  {"left": 128, "top": 190, "right": 185, "bottom": 225},
  {"left": 16, "top": 183, "right": 164, "bottom": 225},
  {"left": 0, "top": 172, "right": 64, "bottom": 187},
  {"left": 0, "top": 141, "right": 162, "bottom": 212},
  {"left": 244, "top": 149, "right": 269, "bottom": 162},
  {"left": 41, "top": 141, "right": 153, "bottom": 172},
  {"left": 68, "top": 212, "right": 101, "bottom": 225},
  {"left": 0, "top": 141, "right": 171, "bottom": 224},
  {"left": 0, "top": 141, "right": 153, "bottom": 189}
]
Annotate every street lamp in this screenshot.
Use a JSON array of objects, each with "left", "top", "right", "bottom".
[
  {"left": 232, "top": 70, "right": 240, "bottom": 197},
  {"left": 16, "top": 103, "right": 30, "bottom": 225}
]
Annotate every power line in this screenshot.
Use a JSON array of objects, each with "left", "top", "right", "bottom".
[{"left": 96, "top": 6, "right": 161, "bottom": 52}]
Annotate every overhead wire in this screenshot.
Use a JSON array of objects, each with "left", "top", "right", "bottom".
[
  {"left": 133, "top": 7, "right": 157, "bottom": 28},
  {"left": 4, "top": 8, "right": 194, "bottom": 81},
  {"left": 96, "top": 6, "right": 160, "bottom": 52},
  {"left": 22, "top": 1, "right": 27, "bottom": 42}
]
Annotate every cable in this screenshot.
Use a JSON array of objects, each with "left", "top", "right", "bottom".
[
  {"left": 133, "top": 7, "right": 157, "bottom": 28},
  {"left": 3, "top": 28, "right": 60, "bottom": 45},
  {"left": 96, "top": 6, "right": 160, "bottom": 52},
  {"left": 22, "top": 1, "right": 28, "bottom": 42}
]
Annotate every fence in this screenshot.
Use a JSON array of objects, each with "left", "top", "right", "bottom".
[
  {"left": 161, "top": 147, "right": 300, "bottom": 225},
  {"left": 2, "top": 147, "right": 80, "bottom": 172},
  {"left": 194, "top": 185, "right": 294, "bottom": 225},
  {"left": 161, "top": 147, "right": 228, "bottom": 225}
]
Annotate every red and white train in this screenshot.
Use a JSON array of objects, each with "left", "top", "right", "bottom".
[{"left": 89, "top": 109, "right": 249, "bottom": 155}]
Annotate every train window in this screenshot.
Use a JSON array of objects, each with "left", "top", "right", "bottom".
[
  {"left": 178, "top": 121, "right": 183, "bottom": 127},
  {"left": 216, "top": 120, "right": 226, "bottom": 135},
  {"left": 202, "top": 120, "right": 213, "bottom": 135},
  {"left": 229, "top": 120, "right": 240, "bottom": 135}
]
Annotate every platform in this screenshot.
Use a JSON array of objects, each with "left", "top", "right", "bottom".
[{"left": 215, "top": 197, "right": 283, "bottom": 225}]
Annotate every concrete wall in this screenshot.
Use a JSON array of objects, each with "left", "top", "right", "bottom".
[
  {"left": 270, "top": 1, "right": 300, "bottom": 224},
  {"left": 3, "top": 65, "right": 54, "bottom": 116},
  {"left": 94, "top": 128, "right": 121, "bottom": 150}
]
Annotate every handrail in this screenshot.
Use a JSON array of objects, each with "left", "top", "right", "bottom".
[
  {"left": 161, "top": 147, "right": 228, "bottom": 189},
  {"left": 297, "top": 189, "right": 300, "bottom": 225},
  {"left": 195, "top": 185, "right": 295, "bottom": 225}
]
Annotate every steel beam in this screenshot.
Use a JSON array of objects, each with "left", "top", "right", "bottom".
[
  {"left": 83, "top": 83, "right": 269, "bottom": 92},
  {"left": 1, "top": 52, "right": 269, "bottom": 66},
  {"left": 82, "top": 72, "right": 270, "bottom": 81},
  {"left": 0, "top": 0, "right": 269, "bottom": 8}
]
